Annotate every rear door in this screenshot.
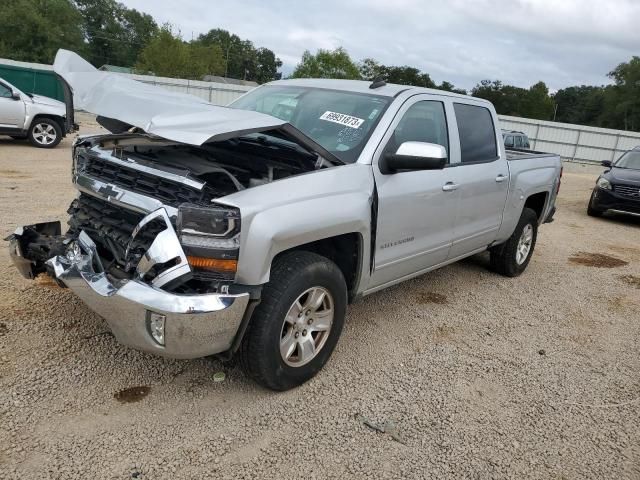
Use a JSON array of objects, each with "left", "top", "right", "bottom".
[
  {"left": 369, "top": 94, "right": 460, "bottom": 289},
  {"left": 0, "top": 81, "right": 25, "bottom": 129},
  {"left": 446, "top": 101, "right": 509, "bottom": 259}
]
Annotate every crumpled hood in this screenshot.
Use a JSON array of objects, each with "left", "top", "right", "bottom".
[
  {"left": 30, "top": 94, "right": 66, "bottom": 110},
  {"left": 52, "top": 49, "right": 286, "bottom": 146}
]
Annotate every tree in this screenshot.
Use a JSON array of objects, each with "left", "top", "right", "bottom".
[
  {"left": 606, "top": 56, "right": 640, "bottom": 131},
  {"left": 195, "top": 29, "right": 281, "bottom": 83},
  {"left": 359, "top": 58, "right": 383, "bottom": 80},
  {"left": 553, "top": 86, "right": 605, "bottom": 125},
  {"left": 0, "top": 0, "right": 86, "bottom": 63},
  {"left": 524, "top": 81, "right": 555, "bottom": 120},
  {"left": 292, "top": 48, "right": 361, "bottom": 80},
  {"left": 255, "top": 47, "right": 283, "bottom": 83},
  {"left": 74, "top": 0, "right": 157, "bottom": 67},
  {"left": 472, "top": 79, "right": 554, "bottom": 120},
  {"left": 438, "top": 81, "right": 467, "bottom": 95},
  {"left": 135, "top": 25, "right": 224, "bottom": 79}
]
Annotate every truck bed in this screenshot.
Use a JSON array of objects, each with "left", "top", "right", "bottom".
[{"left": 506, "top": 148, "right": 559, "bottom": 161}]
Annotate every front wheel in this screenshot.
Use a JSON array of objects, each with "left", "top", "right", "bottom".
[
  {"left": 490, "top": 207, "right": 538, "bottom": 277},
  {"left": 28, "top": 119, "right": 62, "bottom": 148},
  {"left": 587, "top": 190, "right": 604, "bottom": 217},
  {"left": 240, "top": 251, "right": 347, "bottom": 391}
]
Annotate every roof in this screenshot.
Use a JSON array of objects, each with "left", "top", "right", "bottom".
[
  {"left": 99, "top": 64, "right": 133, "bottom": 74},
  {"left": 267, "top": 78, "right": 481, "bottom": 103}
]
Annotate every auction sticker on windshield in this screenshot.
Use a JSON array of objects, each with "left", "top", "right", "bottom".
[{"left": 320, "top": 111, "right": 365, "bottom": 129}]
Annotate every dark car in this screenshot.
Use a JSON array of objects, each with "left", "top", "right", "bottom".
[
  {"left": 503, "top": 130, "right": 531, "bottom": 149},
  {"left": 588, "top": 146, "right": 640, "bottom": 217}
]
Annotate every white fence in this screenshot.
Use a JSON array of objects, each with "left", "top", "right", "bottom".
[{"left": 499, "top": 115, "right": 640, "bottom": 164}]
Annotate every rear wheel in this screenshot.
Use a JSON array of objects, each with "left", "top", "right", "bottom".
[
  {"left": 490, "top": 208, "right": 538, "bottom": 277},
  {"left": 28, "top": 119, "right": 62, "bottom": 148},
  {"left": 240, "top": 251, "right": 347, "bottom": 391},
  {"left": 587, "top": 190, "right": 604, "bottom": 217}
]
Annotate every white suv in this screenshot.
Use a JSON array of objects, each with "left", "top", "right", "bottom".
[{"left": 0, "top": 77, "right": 74, "bottom": 148}]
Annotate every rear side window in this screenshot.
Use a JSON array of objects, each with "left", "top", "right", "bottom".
[{"left": 454, "top": 103, "right": 498, "bottom": 163}]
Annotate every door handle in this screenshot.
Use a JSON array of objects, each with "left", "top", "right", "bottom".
[
  {"left": 495, "top": 174, "right": 507, "bottom": 183},
  {"left": 442, "top": 182, "right": 459, "bottom": 192}
]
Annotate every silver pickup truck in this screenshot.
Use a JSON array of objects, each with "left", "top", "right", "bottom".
[{"left": 7, "top": 51, "right": 561, "bottom": 390}]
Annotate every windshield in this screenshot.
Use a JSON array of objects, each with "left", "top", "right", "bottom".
[
  {"left": 230, "top": 85, "right": 391, "bottom": 163},
  {"left": 615, "top": 150, "right": 640, "bottom": 170}
]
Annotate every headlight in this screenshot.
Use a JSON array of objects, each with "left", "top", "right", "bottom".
[
  {"left": 596, "top": 177, "right": 612, "bottom": 190},
  {"left": 177, "top": 204, "right": 240, "bottom": 279}
]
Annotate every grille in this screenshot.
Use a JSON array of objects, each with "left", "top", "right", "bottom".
[
  {"left": 614, "top": 184, "right": 640, "bottom": 199},
  {"left": 79, "top": 154, "right": 215, "bottom": 208},
  {"left": 67, "top": 194, "right": 165, "bottom": 268}
]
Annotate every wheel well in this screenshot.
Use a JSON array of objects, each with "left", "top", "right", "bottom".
[
  {"left": 274, "top": 233, "right": 362, "bottom": 302},
  {"left": 31, "top": 115, "right": 64, "bottom": 132},
  {"left": 524, "top": 192, "right": 548, "bottom": 221}
]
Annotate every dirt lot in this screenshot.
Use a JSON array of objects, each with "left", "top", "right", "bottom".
[{"left": 1, "top": 122, "right": 639, "bottom": 479}]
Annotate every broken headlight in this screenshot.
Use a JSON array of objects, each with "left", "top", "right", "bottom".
[{"left": 176, "top": 204, "right": 240, "bottom": 279}]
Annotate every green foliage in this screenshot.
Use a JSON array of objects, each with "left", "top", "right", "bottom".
[
  {"left": 195, "top": 29, "right": 281, "bottom": 83},
  {"left": 0, "top": 0, "right": 86, "bottom": 63},
  {"left": 73, "top": 0, "right": 157, "bottom": 68},
  {"left": 1, "top": 0, "right": 639, "bottom": 131},
  {"left": 135, "top": 25, "right": 225, "bottom": 79},
  {"left": 292, "top": 48, "right": 361, "bottom": 80},
  {"left": 472, "top": 80, "right": 554, "bottom": 120},
  {"left": 359, "top": 58, "right": 465, "bottom": 93}
]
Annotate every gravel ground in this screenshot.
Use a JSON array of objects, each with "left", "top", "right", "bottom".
[{"left": 1, "top": 120, "right": 639, "bottom": 479}]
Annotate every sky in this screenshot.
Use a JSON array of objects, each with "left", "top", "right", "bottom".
[{"left": 120, "top": 0, "right": 640, "bottom": 91}]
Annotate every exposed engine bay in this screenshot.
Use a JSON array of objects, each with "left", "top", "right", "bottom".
[
  {"left": 77, "top": 131, "right": 326, "bottom": 205},
  {"left": 16, "top": 130, "right": 333, "bottom": 294}
]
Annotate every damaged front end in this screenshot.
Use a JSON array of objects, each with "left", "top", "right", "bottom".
[{"left": 6, "top": 210, "right": 250, "bottom": 359}]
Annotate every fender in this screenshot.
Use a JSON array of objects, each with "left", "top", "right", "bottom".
[{"left": 219, "top": 163, "right": 375, "bottom": 287}]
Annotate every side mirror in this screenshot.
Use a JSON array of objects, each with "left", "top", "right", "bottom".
[
  {"left": 381, "top": 141, "right": 447, "bottom": 174},
  {"left": 601, "top": 160, "right": 612, "bottom": 168},
  {"left": 11, "top": 91, "right": 21, "bottom": 100}
]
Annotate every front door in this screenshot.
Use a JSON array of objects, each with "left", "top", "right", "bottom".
[
  {"left": 0, "top": 82, "right": 25, "bottom": 129},
  {"left": 369, "top": 95, "right": 459, "bottom": 289}
]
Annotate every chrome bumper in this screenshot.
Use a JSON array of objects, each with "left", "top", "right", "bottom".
[{"left": 8, "top": 225, "right": 250, "bottom": 360}]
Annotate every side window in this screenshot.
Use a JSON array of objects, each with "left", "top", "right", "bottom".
[
  {"left": 523, "top": 138, "right": 531, "bottom": 149},
  {"left": 454, "top": 103, "right": 498, "bottom": 163},
  {"left": 515, "top": 136, "right": 523, "bottom": 148},
  {"left": 384, "top": 100, "right": 449, "bottom": 160},
  {"left": 0, "top": 83, "right": 12, "bottom": 98},
  {"left": 504, "top": 135, "right": 514, "bottom": 147}
]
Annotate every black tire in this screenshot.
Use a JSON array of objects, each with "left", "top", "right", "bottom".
[
  {"left": 28, "top": 118, "right": 62, "bottom": 148},
  {"left": 587, "top": 190, "right": 604, "bottom": 217},
  {"left": 490, "top": 208, "right": 538, "bottom": 277},
  {"left": 240, "top": 251, "right": 347, "bottom": 391}
]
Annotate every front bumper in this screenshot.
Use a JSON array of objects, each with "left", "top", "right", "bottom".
[
  {"left": 592, "top": 187, "right": 640, "bottom": 215},
  {"left": 8, "top": 223, "right": 250, "bottom": 360}
]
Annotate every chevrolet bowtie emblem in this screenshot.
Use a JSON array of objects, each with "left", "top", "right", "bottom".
[{"left": 97, "top": 184, "right": 120, "bottom": 199}]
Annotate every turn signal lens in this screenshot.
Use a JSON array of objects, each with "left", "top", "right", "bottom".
[{"left": 187, "top": 256, "right": 237, "bottom": 273}]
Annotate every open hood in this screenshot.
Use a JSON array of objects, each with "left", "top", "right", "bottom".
[{"left": 53, "top": 50, "right": 342, "bottom": 163}]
